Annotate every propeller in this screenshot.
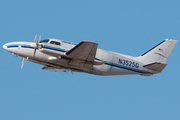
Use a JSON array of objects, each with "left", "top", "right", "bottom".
[
  {"left": 33, "top": 35, "right": 41, "bottom": 57},
  {"left": 21, "top": 57, "right": 24, "bottom": 69},
  {"left": 21, "top": 35, "right": 41, "bottom": 69}
]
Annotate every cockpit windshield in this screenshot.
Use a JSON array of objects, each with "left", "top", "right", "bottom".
[{"left": 40, "top": 39, "right": 49, "bottom": 43}]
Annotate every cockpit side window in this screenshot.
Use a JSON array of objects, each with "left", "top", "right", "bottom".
[{"left": 50, "top": 41, "right": 61, "bottom": 46}]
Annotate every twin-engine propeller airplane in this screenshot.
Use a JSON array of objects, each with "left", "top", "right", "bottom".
[{"left": 3, "top": 36, "right": 177, "bottom": 76}]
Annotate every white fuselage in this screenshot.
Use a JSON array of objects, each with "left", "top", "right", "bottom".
[{"left": 3, "top": 39, "right": 154, "bottom": 76}]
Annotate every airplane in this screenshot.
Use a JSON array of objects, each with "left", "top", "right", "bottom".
[{"left": 3, "top": 36, "right": 177, "bottom": 76}]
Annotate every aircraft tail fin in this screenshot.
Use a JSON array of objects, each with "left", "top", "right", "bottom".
[{"left": 139, "top": 39, "right": 177, "bottom": 64}]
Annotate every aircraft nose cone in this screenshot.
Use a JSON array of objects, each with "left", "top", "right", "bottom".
[
  {"left": 3, "top": 44, "right": 7, "bottom": 50},
  {"left": 3, "top": 42, "right": 17, "bottom": 53}
]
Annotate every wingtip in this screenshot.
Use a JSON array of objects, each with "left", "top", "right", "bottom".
[{"left": 83, "top": 40, "right": 88, "bottom": 42}]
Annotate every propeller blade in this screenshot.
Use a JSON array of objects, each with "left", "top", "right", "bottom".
[
  {"left": 21, "top": 57, "right": 24, "bottom": 69},
  {"left": 38, "top": 35, "right": 41, "bottom": 44},
  {"left": 34, "top": 35, "right": 37, "bottom": 43},
  {"left": 33, "top": 48, "right": 37, "bottom": 57}
]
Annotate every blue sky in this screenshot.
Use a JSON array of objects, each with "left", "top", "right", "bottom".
[{"left": 1, "top": 0, "right": 180, "bottom": 120}]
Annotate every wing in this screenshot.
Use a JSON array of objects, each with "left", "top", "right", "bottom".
[{"left": 65, "top": 40, "right": 103, "bottom": 69}]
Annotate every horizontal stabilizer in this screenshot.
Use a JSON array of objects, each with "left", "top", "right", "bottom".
[{"left": 143, "top": 62, "right": 167, "bottom": 72}]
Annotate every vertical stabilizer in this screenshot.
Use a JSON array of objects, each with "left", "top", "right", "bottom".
[{"left": 139, "top": 39, "right": 177, "bottom": 64}]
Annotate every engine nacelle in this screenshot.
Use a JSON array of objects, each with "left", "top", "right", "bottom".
[{"left": 39, "top": 43, "right": 67, "bottom": 57}]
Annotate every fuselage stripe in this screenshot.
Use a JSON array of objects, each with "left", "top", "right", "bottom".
[
  {"left": 42, "top": 45, "right": 67, "bottom": 52},
  {"left": 7, "top": 44, "right": 34, "bottom": 49},
  {"left": 95, "top": 58, "right": 151, "bottom": 74}
]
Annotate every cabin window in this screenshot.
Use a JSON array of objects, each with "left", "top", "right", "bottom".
[{"left": 50, "top": 41, "right": 61, "bottom": 46}]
